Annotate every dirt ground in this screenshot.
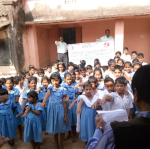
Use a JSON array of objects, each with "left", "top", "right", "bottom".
[{"left": 1, "top": 129, "right": 85, "bottom": 149}]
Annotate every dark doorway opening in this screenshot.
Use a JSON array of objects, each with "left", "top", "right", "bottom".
[{"left": 61, "top": 28, "right": 76, "bottom": 44}]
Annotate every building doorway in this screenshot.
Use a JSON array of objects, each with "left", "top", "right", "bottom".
[{"left": 61, "top": 28, "right": 76, "bottom": 44}]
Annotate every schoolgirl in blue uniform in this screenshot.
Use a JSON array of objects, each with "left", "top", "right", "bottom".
[
  {"left": 5, "top": 78, "right": 23, "bottom": 140},
  {"left": 61, "top": 72, "right": 79, "bottom": 142},
  {"left": 21, "top": 91, "right": 44, "bottom": 149},
  {"left": 58, "top": 62, "right": 66, "bottom": 82},
  {"left": 40, "top": 72, "right": 71, "bottom": 149},
  {"left": 76, "top": 82, "right": 98, "bottom": 144},
  {"left": 0, "top": 89, "right": 17, "bottom": 148}
]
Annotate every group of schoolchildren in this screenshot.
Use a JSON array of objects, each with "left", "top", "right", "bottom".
[{"left": 0, "top": 47, "right": 148, "bottom": 149}]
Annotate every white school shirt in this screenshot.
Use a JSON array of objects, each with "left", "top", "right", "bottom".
[
  {"left": 108, "top": 91, "right": 133, "bottom": 116},
  {"left": 23, "top": 78, "right": 29, "bottom": 92},
  {"left": 121, "top": 54, "right": 131, "bottom": 62},
  {"left": 52, "top": 66, "right": 58, "bottom": 73},
  {"left": 142, "top": 62, "right": 147, "bottom": 66},
  {"left": 100, "top": 35, "right": 114, "bottom": 42},
  {"left": 76, "top": 78, "right": 83, "bottom": 93},
  {"left": 15, "top": 85, "right": 25, "bottom": 107},
  {"left": 45, "top": 71, "right": 52, "bottom": 78},
  {"left": 55, "top": 41, "right": 68, "bottom": 54},
  {"left": 104, "top": 70, "right": 115, "bottom": 80}
]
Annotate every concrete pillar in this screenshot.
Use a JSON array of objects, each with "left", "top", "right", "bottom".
[{"left": 115, "top": 19, "right": 124, "bottom": 54}]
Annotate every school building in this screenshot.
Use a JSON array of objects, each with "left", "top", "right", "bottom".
[{"left": 0, "top": 0, "right": 150, "bottom": 73}]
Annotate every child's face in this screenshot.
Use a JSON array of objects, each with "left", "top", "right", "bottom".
[
  {"left": 114, "top": 69, "right": 122, "bottom": 79},
  {"left": 131, "top": 53, "right": 137, "bottom": 59},
  {"left": 94, "top": 64, "right": 100, "bottom": 69},
  {"left": 5, "top": 80, "right": 13, "bottom": 90},
  {"left": 54, "top": 64, "right": 58, "bottom": 69},
  {"left": 65, "top": 76, "right": 72, "bottom": 86},
  {"left": 94, "top": 71, "right": 102, "bottom": 81},
  {"left": 117, "top": 61, "right": 123, "bottom": 67},
  {"left": 104, "top": 81, "right": 114, "bottom": 93},
  {"left": 138, "top": 57, "right": 144, "bottom": 63},
  {"left": 91, "top": 82, "right": 97, "bottom": 89},
  {"left": 124, "top": 64, "right": 132, "bottom": 73},
  {"left": 109, "top": 63, "right": 116, "bottom": 71},
  {"left": 42, "top": 79, "right": 49, "bottom": 89},
  {"left": 26, "top": 74, "right": 30, "bottom": 79},
  {"left": 20, "top": 78, "right": 24, "bottom": 85},
  {"left": 28, "top": 96, "right": 36, "bottom": 103},
  {"left": 87, "top": 68, "right": 93, "bottom": 74},
  {"left": 68, "top": 65, "right": 74, "bottom": 71},
  {"left": 39, "top": 73, "right": 44, "bottom": 77},
  {"left": 115, "top": 58, "right": 119, "bottom": 63},
  {"left": 35, "top": 70, "right": 38, "bottom": 74},
  {"left": 133, "top": 65, "right": 141, "bottom": 72},
  {"left": 80, "top": 71, "right": 86, "bottom": 77},
  {"left": 29, "top": 80, "right": 37, "bottom": 90},
  {"left": 71, "top": 75, "right": 76, "bottom": 83},
  {"left": 116, "top": 54, "right": 121, "bottom": 58},
  {"left": 51, "top": 78, "right": 60, "bottom": 87},
  {"left": 59, "top": 65, "right": 64, "bottom": 72},
  {"left": 30, "top": 69, "right": 35, "bottom": 75},
  {"left": 47, "top": 68, "right": 52, "bottom": 73},
  {"left": 84, "top": 86, "right": 92, "bottom": 96},
  {"left": 123, "top": 49, "right": 128, "bottom": 55},
  {"left": 75, "top": 72, "right": 80, "bottom": 79},
  {"left": 115, "top": 83, "right": 126, "bottom": 94}
]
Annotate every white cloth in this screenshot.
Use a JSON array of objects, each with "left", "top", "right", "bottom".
[
  {"left": 55, "top": 41, "right": 68, "bottom": 53},
  {"left": 142, "top": 62, "right": 147, "bottom": 66},
  {"left": 15, "top": 85, "right": 25, "bottom": 107},
  {"left": 100, "top": 35, "right": 114, "bottom": 42},
  {"left": 23, "top": 78, "right": 29, "bottom": 92},
  {"left": 104, "top": 70, "right": 115, "bottom": 80},
  {"left": 52, "top": 66, "right": 58, "bottom": 73},
  {"left": 121, "top": 54, "right": 131, "bottom": 62},
  {"left": 76, "top": 78, "right": 83, "bottom": 93},
  {"left": 45, "top": 71, "right": 52, "bottom": 78},
  {"left": 76, "top": 95, "right": 98, "bottom": 132},
  {"left": 108, "top": 91, "right": 133, "bottom": 116}
]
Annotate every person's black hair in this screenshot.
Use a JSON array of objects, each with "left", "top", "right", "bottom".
[
  {"left": 94, "top": 59, "right": 100, "bottom": 63},
  {"left": 0, "top": 89, "right": 8, "bottom": 95},
  {"left": 47, "top": 65, "right": 52, "bottom": 69},
  {"left": 105, "top": 29, "right": 110, "bottom": 33},
  {"left": 41, "top": 77, "right": 49, "bottom": 83},
  {"left": 86, "top": 65, "right": 93, "bottom": 70},
  {"left": 137, "top": 53, "right": 144, "bottom": 58},
  {"left": 115, "top": 76, "right": 128, "bottom": 85},
  {"left": 34, "top": 68, "right": 38, "bottom": 71},
  {"left": 115, "top": 51, "right": 121, "bottom": 56},
  {"left": 83, "top": 81, "right": 92, "bottom": 89},
  {"left": 94, "top": 62, "right": 101, "bottom": 68},
  {"left": 123, "top": 47, "right": 128, "bottom": 51},
  {"left": 104, "top": 77, "right": 114, "bottom": 84},
  {"left": 50, "top": 72, "right": 62, "bottom": 84},
  {"left": 132, "top": 59, "right": 139, "bottom": 64},
  {"left": 131, "top": 51, "right": 137, "bottom": 55},
  {"left": 93, "top": 68, "right": 103, "bottom": 79},
  {"left": 132, "top": 65, "right": 150, "bottom": 103},
  {"left": 71, "top": 72, "right": 76, "bottom": 76},
  {"left": 29, "top": 65, "right": 35, "bottom": 70},
  {"left": 108, "top": 59, "right": 116, "bottom": 66},
  {"left": 68, "top": 62, "right": 74, "bottom": 67},
  {"left": 74, "top": 64, "right": 79, "bottom": 70},
  {"left": 58, "top": 62, "right": 66, "bottom": 71},
  {"left": 79, "top": 67, "right": 86, "bottom": 72},
  {"left": 117, "top": 59, "right": 124, "bottom": 66},
  {"left": 0, "top": 84, "right": 2, "bottom": 89},
  {"left": 6, "top": 77, "right": 13, "bottom": 84},
  {"left": 0, "top": 78, "right": 6, "bottom": 85},
  {"left": 88, "top": 76, "right": 98, "bottom": 87},
  {"left": 56, "top": 60, "right": 60, "bottom": 63},
  {"left": 114, "top": 56, "right": 120, "bottom": 60},
  {"left": 133, "top": 62, "right": 142, "bottom": 68},
  {"left": 28, "top": 77, "right": 37, "bottom": 83},
  {"left": 53, "top": 61, "right": 58, "bottom": 66},
  {"left": 75, "top": 69, "right": 80, "bottom": 73},
  {"left": 80, "top": 60, "right": 86, "bottom": 67},
  {"left": 13, "top": 76, "right": 22, "bottom": 85},
  {"left": 27, "top": 91, "right": 38, "bottom": 100},
  {"left": 124, "top": 61, "right": 132, "bottom": 67},
  {"left": 64, "top": 72, "right": 72, "bottom": 79},
  {"left": 38, "top": 69, "right": 44, "bottom": 74},
  {"left": 113, "top": 65, "right": 123, "bottom": 72}
]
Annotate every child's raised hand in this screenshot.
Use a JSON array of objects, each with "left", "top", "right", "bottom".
[
  {"left": 36, "top": 87, "right": 42, "bottom": 92},
  {"left": 76, "top": 108, "right": 82, "bottom": 114},
  {"left": 64, "top": 117, "right": 68, "bottom": 124},
  {"left": 16, "top": 112, "right": 23, "bottom": 117},
  {"left": 69, "top": 102, "right": 75, "bottom": 109}
]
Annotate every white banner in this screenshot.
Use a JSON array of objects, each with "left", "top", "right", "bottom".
[{"left": 68, "top": 40, "right": 115, "bottom": 66}]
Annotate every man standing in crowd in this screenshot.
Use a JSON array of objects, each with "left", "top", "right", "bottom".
[
  {"left": 55, "top": 36, "right": 68, "bottom": 68},
  {"left": 100, "top": 29, "right": 114, "bottom": 41}
]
